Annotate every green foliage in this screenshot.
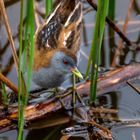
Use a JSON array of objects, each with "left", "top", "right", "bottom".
[
  {"left": 86, "top": 0, "right": 109, "bottom": 102},
  {"left": 108, "top": 0, "right": 116, "bottom": 50},
  {"left": 18, "top": 0, "right": 24, "bottom": 139},
  {"left": 24, "top": 0, "right": 35, "bottom": 91},
  {"left": 1, "top": 82, "right": 8, "bottom": 105},
  {"left": 108, "top": 0, "right": 116, "bottom": 19},
  {"left": 18, "top": 0, "right": 35, "bottom": 139},
  {"left": 45, "top": 0, "right": 53, "bottom": 16}
]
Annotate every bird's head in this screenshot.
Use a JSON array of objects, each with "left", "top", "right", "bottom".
[{"left": 51, "top": 49, "right": 83, "bottom": 79}]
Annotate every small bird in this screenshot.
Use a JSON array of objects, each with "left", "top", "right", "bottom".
[{"left": 32, "top": 0, "right": 83, "bottom": 89}]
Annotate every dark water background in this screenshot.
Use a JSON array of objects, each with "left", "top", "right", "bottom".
[{"left": 0, "top": 0, "right": 140, "bottom": 139}]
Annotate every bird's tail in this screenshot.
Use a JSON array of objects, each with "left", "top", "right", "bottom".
[
  {"left": 56, "top": 0, "right": 83, "bottom": 53},
  {"left": 46, "top": 0, "right": 82, "bottom": 26}
]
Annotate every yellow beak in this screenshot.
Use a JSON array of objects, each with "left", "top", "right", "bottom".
[{"left": 71, "top": 67, "right": 83, "bottom": 79}]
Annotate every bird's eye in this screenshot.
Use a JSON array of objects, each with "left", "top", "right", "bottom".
[{"left": 63, "top": 59, "right": 69, "bottom": 65}]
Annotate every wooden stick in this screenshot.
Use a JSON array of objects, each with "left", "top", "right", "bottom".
[
  {"left": 0, "top": 64, "right": 139, "bottom": 133},
  {"left": 0, "top": 0, "right": 19, "bottom": 73},
  {"left": 0, "top": 73, "right": 18, "bottom": 93},
  {"left": 111, "top": 0, "right": 134, "bottom": 67}
]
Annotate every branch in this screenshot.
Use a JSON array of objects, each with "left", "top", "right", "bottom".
[
  {"left": 87, "top": 0, "right": 133, "bottom": 46},
  {"left": 0, "top": 73, "right": 18, "bottom": 93},
  {"left": 0, "top": 0, "right": 19, "bottom": 73},
  {"left": 0, "top": 64, "right": 140, "bottom": 132}
]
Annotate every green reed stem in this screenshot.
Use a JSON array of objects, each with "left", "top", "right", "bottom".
[
  {"left": 18, "top": 0, "right": 24, "bottom": 139},
  {"left": 108, "top": 0, "right": 116, "bottom": 20},
  {"left": 18, "top": 0, "right": 35, "bottom": 139},
  {"left": 25, "top": 0, "right": 35, "bottom": 91},
  {"left": 108, "top": 0, "right": 116, "bottom": 57},
  {"left": 45, "top": 0, "right": 53, "bottom": 16},
  {"left": 87, "top": 0, "right": 109, "bottom": 102},
  {"left": 1, "top": 82, "right": 8, "bottom": 105}
]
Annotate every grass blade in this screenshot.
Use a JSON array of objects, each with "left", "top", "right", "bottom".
[
  {"left": 25, "top": 0, "right": 35, "bottom": 91},
  {"left": 18, "top": 0, "right": 24, "bottom": 139},
  {"left": 1, "top": 82, "right": 8, "bottom": 105},
  {"left": 18, "top": 0, "right": 35, "bottom": 139},
  {"left": 108, "top": 0, "right": 116, "bottom": 65},
  {"left": 87, "top": 0, "right": 109, "bottom": 102},
  {"left": 45, "top": 0, "right": 53, "bottom": 16}
]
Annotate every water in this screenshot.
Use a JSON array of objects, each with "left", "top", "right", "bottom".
[{"left": 0, "top": 0, "right": 140, "bottom": 139}]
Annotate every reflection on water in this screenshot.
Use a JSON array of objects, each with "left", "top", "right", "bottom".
[
  {"left": 0, "top": 0, "right": 140, "bottom": 140},
  {"left": 98, "top": 85, "right": 140, "bottom": 121}
]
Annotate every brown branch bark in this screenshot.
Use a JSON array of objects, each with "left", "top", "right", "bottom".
[
  {"left": 0, "top": 0, "right": 18, "bottom": 73},
  {"left": 0, "top": 64, "right": 140, "bottom": 133},
  {"left": 111, "top": 0, "right": 134, "bottom": 67},
  {"left": 0, "top": 73, "right": 18, "bottom": 93}
]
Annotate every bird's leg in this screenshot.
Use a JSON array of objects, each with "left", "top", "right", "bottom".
[
  {"left": 54, "top": 87, "right": 70, "bottom": 109},
  {"left": 29, "top": 88, "right": 54, "bottom": 99},
  {"left": 28, "top": 88, "right": 58, "bottom": 104},
  {"left": 56, "top": 75, "right": 86, "bottom": 109},
  {"left": 72, "top": 74, "right": 76, "bottom": 111},
  {"left": 72, "top": 74, "right": 85, "bottom": 110}
]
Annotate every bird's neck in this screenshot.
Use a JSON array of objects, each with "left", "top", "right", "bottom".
[{"left": 33, "top": 49, "right": 52, "bottom": 71}]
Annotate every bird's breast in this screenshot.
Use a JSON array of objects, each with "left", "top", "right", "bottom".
[{"left": 32, "top": 67, "right": 65, "bottom": 89}]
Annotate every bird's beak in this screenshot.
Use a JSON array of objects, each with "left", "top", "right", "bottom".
[{"left": 71, "top": 67, "right": 83, "bottom": 79}]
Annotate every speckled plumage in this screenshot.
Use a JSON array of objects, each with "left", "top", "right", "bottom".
[
  {"left": 32, "top": 0, "right": 83, "bottom": 89},
  {"left": 34, "top": 0, "right": 82, "bottom": 53}
]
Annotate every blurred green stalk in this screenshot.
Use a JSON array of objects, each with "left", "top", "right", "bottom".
[
  {"left": 108, "top": 0, "right": 116, "bottom": 59},
  {"left": 86, "top": 0, "right": 109, "bottom": 102},
  {"left": 18, "top": 0, "right": 35, "bottom": 139},
  {"left": 45, "top": 0, "right": 53, "bottom": 16},
  {"left": 108, "top": 0, "right": 115, "bottom": 19},
  {"left": 18, "top": 0, "right": 24, "bottom": 139},
  {"left": 1, "top": 82, "right": 8, "bottom": 105},
  {"left": 25, "top": 0, "right": 35, "bottom": 91}
]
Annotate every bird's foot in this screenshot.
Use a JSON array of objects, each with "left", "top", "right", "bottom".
[
  {"left": 28, "top": 88, "right": 57, "bottom": 104},
  {"left": 71, "top": 88, "right": 85, "bottom": 111},
  {"left": 71, "top": 74, "right": 85, "bottom": 112},
  {"left": 55, "top": 91, "right": 70, "bottom": 109},
  {"left": 55, "top": 87, "right": 85, "bottom": 111},
  {"left": 41, "top": 87, "right": 64, "bottom": 95},
  {"left": 28, "top": 87, "right": 65, "bottom": 104}
]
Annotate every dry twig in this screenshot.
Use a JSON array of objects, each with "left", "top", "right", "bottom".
[
  {"left": 0, "top": 0, "right": 18, "bottom": 73},
  {"left": 86, "top": 0, "right": 133, "bottom": 46},
  {"left": 0, "top": 73, "right": 18, "bottom": 93}
]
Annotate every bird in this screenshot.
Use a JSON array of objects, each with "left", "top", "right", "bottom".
[{"left": 32, "top": 0, "right": 83, "bottom": 90}]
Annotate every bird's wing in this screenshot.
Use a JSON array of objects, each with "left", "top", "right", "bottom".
[
  {"left": 58, "top": 1, "right": 83, "bottom": 53},
  {"left": 35, "top": 17, "right": 62, "bottom": 50},
  {"left": 35, "top": 0, "right": 82, "bottom": 53}
]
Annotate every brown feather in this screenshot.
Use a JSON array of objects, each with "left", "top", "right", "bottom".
[
  {"left": 33, "top": 48, "right": 77, "bottom": 71},
  {"left": 33, "top": 0, "right": 82, "bottom": 70}
]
